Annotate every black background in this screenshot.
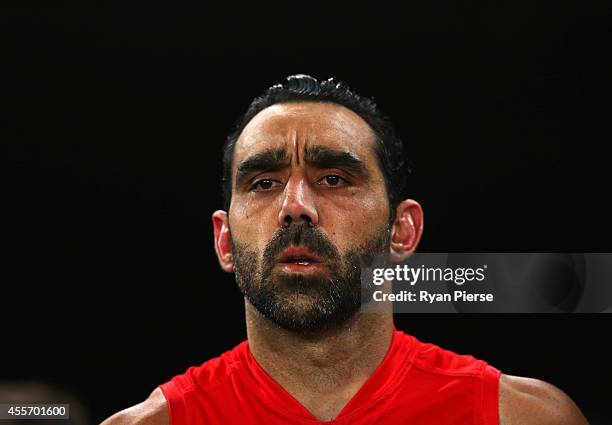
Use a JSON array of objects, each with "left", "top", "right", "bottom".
[{"left": 3, "top": 2, "right": 611, "bottom": 424}]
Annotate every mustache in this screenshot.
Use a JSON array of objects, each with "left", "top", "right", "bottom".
[{"left": 263, "top": 223, "right": 340, "bottom": 265}]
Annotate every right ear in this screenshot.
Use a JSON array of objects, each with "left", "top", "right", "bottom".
[{"left": 212, "top": 210, "right": 234, "bottom": 273}]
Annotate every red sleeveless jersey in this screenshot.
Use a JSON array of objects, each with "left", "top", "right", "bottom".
[{"left": 159, "top": 328, "right": 501, "bottom": 424}]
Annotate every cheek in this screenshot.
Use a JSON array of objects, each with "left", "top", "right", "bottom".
[
  {"left": 321, "top": 188, "right": 389, "bottom": 250},
  {"left": 358, "top": 185, "right": 390, "bottom": 217},
  {"left": 229, "top": 200, "right": 278, "bottom": 251}
]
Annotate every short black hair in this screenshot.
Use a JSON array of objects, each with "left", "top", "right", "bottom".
[{"left": 221, "top": 74, "right": 411, "bottom": 219}]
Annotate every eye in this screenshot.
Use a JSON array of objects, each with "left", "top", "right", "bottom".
[
  {"left": 250, "top": 179, "right": 281, "bottom": 192},
  {"left": 317, "top": 174, "right": 348, "bottom": 187}
]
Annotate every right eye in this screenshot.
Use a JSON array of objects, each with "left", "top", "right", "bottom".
[{"left": 250, "top": 179, "right": 282, "bottom": 192}]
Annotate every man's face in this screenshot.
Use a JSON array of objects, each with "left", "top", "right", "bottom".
[{"left": 228, "top": 102, "right": 391, "bottom": 332}]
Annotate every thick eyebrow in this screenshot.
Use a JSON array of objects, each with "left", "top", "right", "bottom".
[
  {"left": 304, "top": 145, "right": 368, "bottom": 178},
  {"left": 235, "top": 148, "right": 291, "bottom": 186}
]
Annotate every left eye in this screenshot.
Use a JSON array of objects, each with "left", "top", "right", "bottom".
[{"left": 318, "top": 175, "right": 346, "bottom": 187}]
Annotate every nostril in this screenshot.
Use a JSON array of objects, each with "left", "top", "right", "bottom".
[
  {"left": 301, "top": 214, "right": 314, "bottom": 227},
  {"left": 283, "top": 214, "right": 314, "bottom": 228}
]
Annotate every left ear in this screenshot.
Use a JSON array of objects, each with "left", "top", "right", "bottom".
[{"left": 390, "top": 199, "right": 424, "bottom": 261}]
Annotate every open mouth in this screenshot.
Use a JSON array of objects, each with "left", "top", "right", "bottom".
[{"left": 277, "top": 246, "right": 323, "bottom": 268}]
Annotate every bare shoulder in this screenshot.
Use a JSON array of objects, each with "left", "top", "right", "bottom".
[
  {"left": 499, "top": 374, "right": 589, "bottom": 425},
  {"left": 100, "top": 388, "right": 169, "bottom": 425}
]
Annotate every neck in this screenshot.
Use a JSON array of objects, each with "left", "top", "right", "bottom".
[{"left": 245, "top": 301, "right": 394, "bottom": 421}]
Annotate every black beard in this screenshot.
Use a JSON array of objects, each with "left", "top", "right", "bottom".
[{"left": 232, "top": 222, "right": 390, "bottom": 333}]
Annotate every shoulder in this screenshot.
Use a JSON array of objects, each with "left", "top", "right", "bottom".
[
  {"left": 408, "top": 334, "right": 488, "bottom": 376},
  {"left": 499, "top": 374, "right": 589, "bottom": 425},
  {"left": 100, "top": 388, "right": 169, "bottom": 425}
]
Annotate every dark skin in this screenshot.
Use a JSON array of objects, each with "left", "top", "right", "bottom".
[{"left": 102, "top": 102, "right": 589, "bottom": 425}]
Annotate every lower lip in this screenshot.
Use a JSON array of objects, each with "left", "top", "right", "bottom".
[{"left": 278, "top": 262, "right": 323, "bottom": 273}]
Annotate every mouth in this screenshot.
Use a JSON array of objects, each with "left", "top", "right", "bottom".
[{"left": 277, "top": 246, "right": 324, "bottom": 272}]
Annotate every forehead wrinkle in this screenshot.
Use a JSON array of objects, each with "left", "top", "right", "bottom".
[
  {"left": 292, "top": 129, "right": 300, "bottom": 166},
  {"left": 233, "top": 102, "right": 379, "bottom": 179},
  {"left": 245, "top": 102, "right": 374, "bottom": 147}
]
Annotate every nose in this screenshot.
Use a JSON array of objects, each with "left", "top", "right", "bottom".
[{"left": 278, "top": 175, "right": 319, "bottom": 228}]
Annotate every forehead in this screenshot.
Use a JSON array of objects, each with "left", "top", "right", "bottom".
[{"left": 233, "top": 102, "right": 377, "bottom": 165}]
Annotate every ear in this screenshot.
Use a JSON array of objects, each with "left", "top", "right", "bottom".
[
  {"left": 389, "top": 199, "right": 424, "bottom": 261},
  {"left": 212, "top": 210, "right": 234, "bottom": 273}
]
